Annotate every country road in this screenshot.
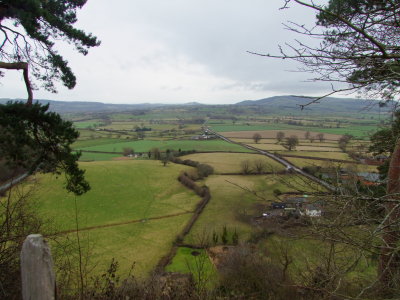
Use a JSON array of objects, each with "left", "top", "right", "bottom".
[
  {"left": 205, "top": 127, "right": 337, "bottom": 193},
  {"left": 0, "top": 172, "right": 30, "bottom": 194}
]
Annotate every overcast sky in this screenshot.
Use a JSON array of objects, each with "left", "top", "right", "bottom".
[{"left": 1, "top": 0, "right": 335, "bottom": 104}]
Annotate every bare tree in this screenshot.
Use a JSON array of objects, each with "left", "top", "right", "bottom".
[
  {"left": 240, "top": 160, "right": 252, "bottom": 174},
  {"left": 316, "top": 133, "right": 325, "bottom": 143},
  {"left": 150, "top": 148, "right": 161, "bottom": 160},
  {"left": 0, "top": 185, "right": 43, "bottom": 298},
  {"left": 338, "top": 134, "right": 353, "bottom": 152},
  {"left": 252, "top": 133, "right": 262, "bottom": 144},
  {"left": 253, "top": 159, "right": 267, "bottom": 174},
  {"left": 251, "top": 1, "right": 400, "bottom": 107},
  {"left": 276, "top": 131, "right": 285, "bottom": 143}
]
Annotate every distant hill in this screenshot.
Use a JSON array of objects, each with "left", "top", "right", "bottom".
[
  {"left": 0, "top": 95, "right": 394, "bottom": 115},
  {"left": 235, "top": 95, "right": 393, "bottom": 114},
  {"left": 0, "top": 98, "right": 168, "bottom": 113},
  {"left": 183, "top": 102, "right": 205, "bottom": 106}
]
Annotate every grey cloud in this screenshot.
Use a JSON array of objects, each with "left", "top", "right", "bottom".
[{"left": 2, "top": 0, "right": 333, "bottom": 103}]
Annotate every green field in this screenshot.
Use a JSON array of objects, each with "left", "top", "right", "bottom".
[
  {"left": 77, "top": 139, "right": 254, "bottom": 153},
  {"left": 184, "top": 174, "right": 320, "bottom": 245},
  {"left": 78, "top": 152, "right": 121, "bottom": 161},
  {"left": 165, "top": 247, "right": 217, "bottom": 282},
  {"left": 72, "top": 138, "right": 127, "bottom": 149},
  {"left": 180, "top": 153, "right": 285, "bottom": 173},
  {"left": 28, "top": 160, "right": 202, "bottom": 276},
  {"left": 62, "top": 214, "right": 193, "bottom": 276},
  {"left": 32, "top": 160, "right": 199, "bottom": 230}
]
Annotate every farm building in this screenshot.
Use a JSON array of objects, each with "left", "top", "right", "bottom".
[
  {"left": 271, "top": 202, "right": 286, "bottom": 209},
  {"left": 191, "top": 134, "right": 215, "bottom": 140},
  {"left": 303, "top": 204, "right": 322, "bottom": 217},
  {"left": 357, "top": 172, "right": 381, "bottom": 184},
  {"left": 284, "top": 196, "right": 308, "bottom": 208}
]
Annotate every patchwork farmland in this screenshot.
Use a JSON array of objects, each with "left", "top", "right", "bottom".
[{"left": 2, "top": 102, "right": 385, "bottom": 297}]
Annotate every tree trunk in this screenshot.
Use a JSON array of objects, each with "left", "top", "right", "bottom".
[{"left": 379, "top": 138, "right": 400, "bottom": 290}]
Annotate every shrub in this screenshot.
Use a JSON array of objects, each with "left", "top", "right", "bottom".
[
  {"left": 197, "top": 164, "right": 214, "bottom": 178},
  {"left": 218, "top": 245, "right": 296, "bottom": 299},
  {"left": 123, "top": 147, "right": 134, "bottom": 156}
]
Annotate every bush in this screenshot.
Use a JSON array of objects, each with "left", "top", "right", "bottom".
[
  {"left": 302, "top": 165, "right": 322, "bottom": 176},
  {"left": 182, "top": 159, "right": 199, "bottom": 167},
  {"left": 122, "top": 147, "right": 134, "bottom": 156},
  {"left": 218, "top": 245, "right": 296, "bottom": 299},
  {"left": 197, "top": 164, "right": 214, "bottom": 178}
]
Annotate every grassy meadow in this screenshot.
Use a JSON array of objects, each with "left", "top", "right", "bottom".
[
  {"left": 184, "top": 174, "right": 322, "bottom": 245},
  {"left": 165, "top": 247, "right": 217, "bottom": 282},
  {"left": 78, "top": 152, "right": 121, "bottom": 161},
  {"left": 29, "top": 160, "right": 201, "bottom": 276}
]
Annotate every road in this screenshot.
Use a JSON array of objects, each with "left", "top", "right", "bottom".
[
  {"left": 0, "top": 172, "right": 30, "bottom": 194},
  {"left": 205, "top": 127, "right": 337, "bottom": 193}
]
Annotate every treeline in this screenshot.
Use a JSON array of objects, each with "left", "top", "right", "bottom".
[{"left": 170, "top": 157, "right": 214, "bottom": 179}]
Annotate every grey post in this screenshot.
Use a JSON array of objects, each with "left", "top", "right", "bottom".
[{"left": 21, "top": 234, "right": 55, "bottom": 300}]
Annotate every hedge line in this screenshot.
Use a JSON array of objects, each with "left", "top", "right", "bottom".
[{"left": 155, "top": 172, "right": 211, "bottom": 272}]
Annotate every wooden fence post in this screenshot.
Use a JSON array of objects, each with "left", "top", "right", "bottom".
[{"left": 21, "top": 234, "right": 55, "bottom": 300}]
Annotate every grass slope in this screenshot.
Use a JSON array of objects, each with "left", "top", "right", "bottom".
[
  {"left": 64, "top": 214, "right": 194, "bottom": 276},
  {"left": 29, "top": 160, "right": 203, "bottom": 276},
  {"left": 32, "top": 160, "right": 199, "bottom": 231},
  {"left": 184, "top": 175, "right": 311, "bottom": 245}
]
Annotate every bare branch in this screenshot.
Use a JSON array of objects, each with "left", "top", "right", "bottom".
[{"left": 0, "top": 61, "right": 33, "bottom": 104}]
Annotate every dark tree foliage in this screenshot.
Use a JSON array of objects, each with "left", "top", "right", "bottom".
[
  {"left": 370, "top": 111, "right": 400, "bottom": 179},
  {"left": 283, "top": 135, "right": 299, "bottom": 151},
  {"left": 0, "top": 0, "right": 100, "bottom": 102},
  {"left": 0, "top": 101, "right": 90, "bottom": 195}
]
